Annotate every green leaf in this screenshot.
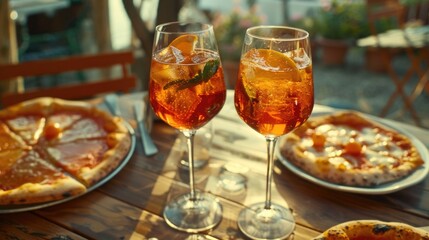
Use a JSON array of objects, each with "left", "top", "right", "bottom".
[{"left": 163, "top": 59, "right": 220, "bottom": 90}]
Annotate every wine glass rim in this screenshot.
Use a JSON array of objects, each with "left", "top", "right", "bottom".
[
  {"left": 246, "top": 25, "right": 309, "bottom": 41},
  {"left": 155, "top": 21, "right": 213, "bottom": 34}
]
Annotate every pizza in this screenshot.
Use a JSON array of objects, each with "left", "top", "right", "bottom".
[
  {"left": 0, "top": 97, "right": 132, "bottom": 205},
  {"left": 313, "top": 220, "right": 429, "bottom": 240},
  {"left": 280, "top": 111, "right": 425, "bottom": 187}
]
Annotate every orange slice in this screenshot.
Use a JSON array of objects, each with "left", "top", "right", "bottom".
[
  {"left": 169, "top": 34, "right": 198, "bottom": 55},
  {"left": 246, "top": 48, "right": 299, "bottom": 74},
  {"left": 241, "top": 48, "right": 300, "bottom": 98}
]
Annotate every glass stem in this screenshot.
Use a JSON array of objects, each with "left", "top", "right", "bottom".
[
  {"left": 183, "top": 130, "right": 197, "bottom": 201},
  {"left": 265, "top": 136, "right": 278, "bottom": 210}
]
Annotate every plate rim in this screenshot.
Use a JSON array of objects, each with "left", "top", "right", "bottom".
[
  {"left": 0, "top": 121, "right": 136, "bottom": 213},
  {"left": 276, "top": 111, "right": 429, "bottom": 195}
]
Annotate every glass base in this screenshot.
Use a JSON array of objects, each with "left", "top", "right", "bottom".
[
  {"left": 184, "top": 234, "right": 219, "bottom": 240},
  {"left": 218, "top": 163, "right": 248, "bottom": 192},
  {"left": 163, "top": 191, "right": 222, "bottom": 233},
  {"left": 237, "top": 202, "right": 295, "bottom": 240},
  {"left": 179, "top": 158, "right": 208, "bottom": 169}
]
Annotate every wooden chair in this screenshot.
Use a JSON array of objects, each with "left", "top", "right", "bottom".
[
  {"left": 0, "top": 51, "right": 137, "bottom": 107},
  {"left": 366, "top": 0, "right": 405, "bottom": 35},
  {"left": 361, "top": 0, "right": 428, "bottom": 126}
]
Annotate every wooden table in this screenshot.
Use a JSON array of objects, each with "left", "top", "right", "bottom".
[{"left": 1, "top": 91, "right": 428, "bottom": 239}]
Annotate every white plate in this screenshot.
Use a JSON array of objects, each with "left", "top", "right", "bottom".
[{"left": 276, "top": 113, "right": 429, "bottom": 195}]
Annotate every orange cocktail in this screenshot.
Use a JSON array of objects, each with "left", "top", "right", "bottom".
[
  {"left": 150, "top": 35, "right": 226, "bottom": 130},
  {"left": 235, "top": 48, "right": 314, "bottom": 136},
  {"left": 234, "top": 26, "right": 313, "bottom": 240},
  {"left": 149, "top": 22, "right": 225, "bottom": 233}
]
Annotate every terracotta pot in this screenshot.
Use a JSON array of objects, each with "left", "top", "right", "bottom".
[
  {"left": 222, "top": 60, "right": 239, "bottom": 89},
  {"left": 317, "top": 38, "right": 349, "bottom": 65},
  {"left": 365, "top": 48, "right": 391, "bottom": 73}
]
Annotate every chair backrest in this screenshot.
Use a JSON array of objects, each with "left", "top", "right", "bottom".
[
  {"left": 365, "top": 0, "right": 406, "bottom": 35},
  {"left": 0, "top": 51, "right": 137, "bottom": 107}
]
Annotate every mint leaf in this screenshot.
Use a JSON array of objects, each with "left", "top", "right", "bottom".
[{"left": 163, "top": 59, "right": 220, "bottom": 90}]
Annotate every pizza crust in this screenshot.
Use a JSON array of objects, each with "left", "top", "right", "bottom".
[
  {"left": 313, "top": 220, "right": 429, "bottom": 240},
  {"left": 0, "top": 177, "right": 86, "bottom": 205},
  {"left": 280, "top": 111, "right": 425, "bottom": 187},
  {"left": 79, "top": 132, "right": 132, "bottom": 186},
  {"left": 0, "top": 97, "right": 53, "bottom": 118}
]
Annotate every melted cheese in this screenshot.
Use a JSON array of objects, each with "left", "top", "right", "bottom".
[
  {"left": 0, "top": 151, "right": 64, "bottom": 191},
  {"left": 48, "top": 113, "right": 82, "bottom": 129},
  {"left": 6, "top": 116, "right": 45, "bottom": 144},
  {"left": 300, "top": 123, "right": 409, "bottom": 170},
  {"left": 0, "top": 123, "right": 27, "bottom": 151},
  {"left": 47, "top": 139, "right": 109, "bottom": 173},
  {"left": 59, "top": 118, "right": 106, "bottom": 143}
]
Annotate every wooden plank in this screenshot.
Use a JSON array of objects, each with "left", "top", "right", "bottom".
[
  {"left": 2, "top": 76, "right": 137, "bottom": 107},
  {"left": 0, "top": 212, "right": 87, "bottom": 239},
  {"left": 99, "top": 164, "right": 321, "bottom": 239},
  {"left": 0, "top": 50, "right": 137, "bottom": 107},
  {"left": 0, "top": 51, "right": 134, "bottom": 79},
  {"left": 34, "top": 191, "right": 191, "bottom": 239}
]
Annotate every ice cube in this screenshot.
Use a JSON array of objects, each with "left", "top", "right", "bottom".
[
  {"left": 171, "top": 46, "right": 185, "bottom": 63},
  {"left": 151, "top": 63, "right": 191, "bottom": 85},
  {"left": 157, "top": 88, "right": 201, "bottom": 121},
  {"left": 156, "top": 48, "right": 177, "bottom": 63},
  {"left": 285, "top": 48, "right": 311, "bottom": 70},
  {"left": 157, "top": 46, "right": 193, "bottom": 64},
  {"left": 191, "top": 51, "right": 208, "bottom": 64}
]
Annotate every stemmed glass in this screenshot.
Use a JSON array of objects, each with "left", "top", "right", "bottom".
[
  {"left": 149, "top": 22, "right": 226, "bottom": 232},
  {"left": 234, "top": 26, "right": 314, "bottom": 239}
]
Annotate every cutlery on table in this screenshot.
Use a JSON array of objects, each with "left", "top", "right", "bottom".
[
  {"left": 104, "top": 93, "right": 158, "bottom": 156},
  {"left": 104, "top": 94, "right": 122, "bottom": 116},
  {"left": 133, "top": 101, "right": 158, "bottom": 156}
]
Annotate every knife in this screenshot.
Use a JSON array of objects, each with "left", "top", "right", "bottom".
[
  {"left": 133, "top": 101, "right": 158, "bottom": 156},
  {"left": 104, "top": 94, "right": 121, "bottom": 116}
]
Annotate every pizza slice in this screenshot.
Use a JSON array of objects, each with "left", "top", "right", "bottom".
[
  {"left": 0, "top": 150, "right": 86, "bottom": 205},
  {"left": 5, "top": 115, "right": 46, "bottom": 145},
  {"left": 54, "top": 117, "right": 107, "bottom": 143},
  {"left": 46, "top": 132, "right": 131, "bottom": 186},
  {"left": 47, "top": 112, "right": 82, "bottom": 131},
  {"left": 0, "top": 122, "right": 28, "bottom": 151},
  {"left": 44, "top": 99, "right": 129, "bottom": 143}
]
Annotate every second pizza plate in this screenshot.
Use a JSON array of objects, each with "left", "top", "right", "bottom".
[{"left": 276, "top": 113, "right": 429, "bottom": 195}]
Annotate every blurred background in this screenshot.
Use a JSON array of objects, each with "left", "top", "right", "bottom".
[{"left": 0, "top": 0, "right": 428, "bottom": 127}]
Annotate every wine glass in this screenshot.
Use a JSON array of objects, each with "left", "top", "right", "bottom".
[
  {"left": 234, "top": 26, "right": 314, "bottom": 239},
  {"left": 149, "top": 22, "right": 226, "bottom": 232}
]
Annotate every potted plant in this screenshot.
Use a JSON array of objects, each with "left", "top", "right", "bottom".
[
  {"left": 288, "top": 14, "right": 319, "bottom": 61},
  {"left": 315, "top": 0, "right": 368, "bottom": 65}
]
